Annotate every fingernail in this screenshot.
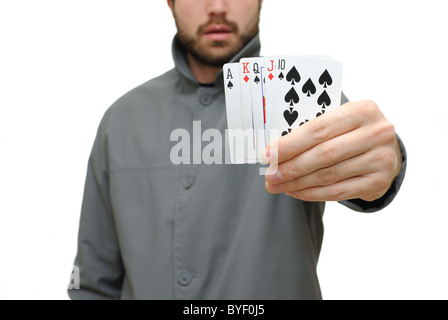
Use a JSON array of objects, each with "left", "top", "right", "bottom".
[
  {"left": 262, "top": 147, "right": 270, "bottom": 164},
  {"left": 265, "top": 166, "right": 283, "bottom": 183},
  {"left": 265, "top": 165, "right": 276, "bottom": 177},
  {"left": 265, "top": 181, "right": 283, "bottom": 193}
]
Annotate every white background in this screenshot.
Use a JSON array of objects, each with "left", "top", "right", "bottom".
[{"left": 0, "top": 0, "right": 447, "bottom": 300}]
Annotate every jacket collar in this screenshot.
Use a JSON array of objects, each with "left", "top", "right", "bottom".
[{"left": 171, "top": 33, "right": 261, "bottom": 87}]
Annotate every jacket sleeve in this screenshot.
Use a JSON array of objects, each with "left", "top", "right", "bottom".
[{"left": 68, "top": 110, "right": 124, "bottom": 299}]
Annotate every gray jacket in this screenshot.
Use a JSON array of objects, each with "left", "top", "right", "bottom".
[{"left": 69, "top": 34, "right": 406, "bottom": 300}]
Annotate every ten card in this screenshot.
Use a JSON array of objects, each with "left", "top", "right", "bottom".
[{"left": 270, "top": 56, "right": 343, "bottom": 141}]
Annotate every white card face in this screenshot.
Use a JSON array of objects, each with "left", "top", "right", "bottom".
[
  {"left": 223, "top": 55, "right": 343, "bottom": 164},
  {"left": 270, "top": 56, "right": 343, "bottom": 142},
  {"left": 240, "top": 57, "right": 279, "bottom": 162},
  {"left": 264, "top": 57, "right": 279, "bottom": 145},
  {"left": 247, "top": 57, "right": 269, "bottom": 161},
  {"left": 223, "top": 62, "right": 244, "bottom": 164},
  {"left": 239, "top": 58, "right": 258, "bottom": 163}
]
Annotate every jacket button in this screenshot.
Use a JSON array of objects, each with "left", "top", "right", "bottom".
[
  {"left": 183, "top": 176, "right": 195, "bottom": 189},
  {"left": 200, "top": 93, "right": 213, "bottom": 106},
  {"left": 178, "top": 271, "right": 193, "bottom": 286}
]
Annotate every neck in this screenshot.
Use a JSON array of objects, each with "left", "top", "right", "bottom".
[{"left": 187, "top": 53, "right": 221, "bottom": 85}]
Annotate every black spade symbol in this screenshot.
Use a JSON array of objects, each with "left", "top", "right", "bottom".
[
  {"left": 227, "top": 81, "right": 233, "bottom": 89},
  {"left": 278, "top": 72, "right": 284, "bottom": 80},
  {"left": 317, "top": 90, "right": 331, "bottom": 107},
  {"left": 286, "top": 66, "right": 301, "bottom": 85},
  {"left": 283, "top": 108, "right": 299, "bottom": 127},
  {"left": 319, "top": 69, "right": 333, "bottom": 88},
  {"left": 284, "top": 87, "right": 300, "bottom": 106},
  {"left": 302, "top": 78, "right": 316, "bottom": 97},
  {"left": 282, "top": 128, "right": 292, "bottom": 136},
  {"left": 254, "top": 75, "right": 260, "bottom": 84}
]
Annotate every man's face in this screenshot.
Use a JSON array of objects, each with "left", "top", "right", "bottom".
[{"left": 168, "top": 0, "right": 262, "bottom": 67}]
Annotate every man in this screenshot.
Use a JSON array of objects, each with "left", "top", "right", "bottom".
[{"left": 68, "top": 0, "right": 406, "bottom": 299}]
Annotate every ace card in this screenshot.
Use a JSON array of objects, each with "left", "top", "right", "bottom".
[{"left": 223, "top": 62, "right": 244, "bottom": 164}]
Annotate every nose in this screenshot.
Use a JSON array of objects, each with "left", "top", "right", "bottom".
[{"left": 206, "top": 0, "right": 228, "bottom": 18}]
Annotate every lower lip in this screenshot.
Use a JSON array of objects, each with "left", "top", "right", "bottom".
[{"left": 204, "top": 32, "right": 232, "bottom": 41}]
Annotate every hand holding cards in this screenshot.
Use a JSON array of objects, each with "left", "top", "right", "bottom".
[{"left": 223, "top": 56, "right": 343, "bottom": 164}]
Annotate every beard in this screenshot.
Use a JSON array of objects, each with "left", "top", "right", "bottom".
[{"left": 175, "top": 15, "right": 260, "bottom": 67}]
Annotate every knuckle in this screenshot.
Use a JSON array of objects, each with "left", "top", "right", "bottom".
[
  {"left": 374, "top": 119, "right": 396, "bottom": 144},
  {"left": 382, "top": 120, "right": 396, "bottom": 136},
  {"left": 356, "top": 99, "right": 381, "bottom": 121},
  {"left": 362, "top": 99, "right": 380, "bottom": 115},
  {"left": 308, "top": 119, "right": 330, "bottom": 142},
  {"left": 383, "top": 122, "right": 397, "bottom": 145},
  {"left": 378, "top": 175, "right": 392, "bottom": 192},
  {"left": 368, "top": 173, "right": 391, "bottom": 198},
  {"left": 284, "top": 159, "right": 302, "bottom": 180},
  {"left": 293, "top": 177, "right": 306, "bottom": 190},
  {"left": 319, "top": 143, "right": 339, "bottom": 164},
  {"left": 318, "top": 167, "right": 338, "bottom": 185},
  {"left": 296, "top": 189, "right": 313, "bottom": 201},
  {"left": 376, "top": 147, "right": 396, "bottom": 173},
  {"left": 327, "top": 185, "right": 346, "bottom": 201},
  {"left": 384, "top": 149, "right": 397, "bottom": 172}
]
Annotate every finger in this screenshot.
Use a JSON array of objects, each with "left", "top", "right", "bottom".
[
  {"left": 266, "top": 101, "right": 364, "bottom": 164},
  {"left": 284, "top": 174, "right": 384, "bottom": 202},
  {"left": 265, "top": 125, "right": 372, "bottom": 185},
  {"left": 266, "top": 150, "right": 378, "bottom": 194}
]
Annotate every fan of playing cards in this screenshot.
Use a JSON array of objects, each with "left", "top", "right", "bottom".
[{"left": 223, "top": 56, "right": 343, "bottom": 164}]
